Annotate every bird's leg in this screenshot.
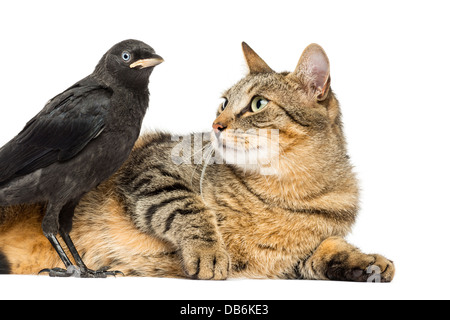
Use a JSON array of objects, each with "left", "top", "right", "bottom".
[
  {"left": 40, "top": 233, "right": 76, "bottom": 277},
  {"left": 59, "top": 232, "right": 88, "bottom": 273},
  {"left": 39, "top": 203, "right": 79, "bottom": 277},
  {"left": 57, "top": 199, "right": 124, "bottom": 278},
  {"left": 39, "top": 234, "right": 79, "bottom": 277},
  {"left": 59, "top": 232, "right": 123, "bottom": 278},
  {"left": 39, "top": 232, "right": 84, "bottom": 277}
]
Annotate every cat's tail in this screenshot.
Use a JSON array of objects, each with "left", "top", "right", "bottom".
[
  {"left": 0, "top": 204, "right": 56, "bottom": 275},
  {"left": 0, "top": 250, "right": 11, "bottom": 274}
]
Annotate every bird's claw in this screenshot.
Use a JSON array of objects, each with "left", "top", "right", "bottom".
[
  {"left": 38, "top": 267, "right": 75, "bottom": 278},
  {"left": 86, "top": 268, "right": 125, "bottom": 278},
  {"left": 38, "top": 266, "right": 124, "bottom": 278}
]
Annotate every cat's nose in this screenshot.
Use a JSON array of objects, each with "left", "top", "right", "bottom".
[{"left": 213, "top": 122, "right": 227, "bottom": 136}]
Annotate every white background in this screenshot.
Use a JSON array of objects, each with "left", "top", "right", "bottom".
[{"left": 0, "top": 0, "right": 449, "bottom": 300}]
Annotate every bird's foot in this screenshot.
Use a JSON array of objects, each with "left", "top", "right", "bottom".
[
  {"left": 38, "top": 265, "right": 81, "bottom": 278},
  {"left": 39, "top": 265, "right": 124, "bottom": 278},
  {"left": 81, "top": 266, "right": 125, "bottom": 278}
]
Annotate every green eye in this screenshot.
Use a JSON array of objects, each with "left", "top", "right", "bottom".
[
  {"left": 221, "top": 98, "right": 228, "bottom": 111},
  {"left": 251, "top": 96, "right": 269, "bottom": 112}
]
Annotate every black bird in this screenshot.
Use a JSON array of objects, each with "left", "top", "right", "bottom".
[{"left": 0, "top": 39, "right": 163, "bottom": 277}]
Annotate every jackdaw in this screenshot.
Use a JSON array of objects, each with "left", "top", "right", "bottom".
[{"left": 0, "top": 39, "right": 163, "bottom": 277}]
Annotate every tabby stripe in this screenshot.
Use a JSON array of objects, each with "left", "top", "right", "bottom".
[
  {"left": 228, "top": 166, "right": 269, "bottom": 205},
  {"left": 125, "top": 163, "right": 159, "bottom": 186},
  {"left": 233, "top": 261, "right": 249, "bottom": 272},
  {"left": 130, "top": 165, "right": 181, "bottom": 190},
  {"left": 151, "top": 164, "right": 183, "bottom": 180},
  {"left": 294, "top": 208, "right": 356, "bottom": 223},
  {"left": 136, "top": 183, "right": 192, "bottom": 197},
  {"left": 145, "top": 195, "right": 190, "bottom": 223},
  {"left": 291, "top": 261, "right": 304, "bottom": 279},
  {"left": 132, "top": 177, "right": 155, "bottom": 192},
  {"left": 213, "top": 193, "right": 243, "bottom": 215},
  {"left": 164, "top": 208, "right": 204, "bottom": 233},
  {"left": 278, "top": 105, "right": 310, "bottom": 127},
  {"left": 190, "top": 235, "right": 216, "bottom": 243},
  {"left": 118, "top": 166, "right": 140, "bottom": 187}
]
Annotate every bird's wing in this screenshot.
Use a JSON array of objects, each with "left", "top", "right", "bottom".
[{"left": 0, "top": 82, "right": 112, "bottom": 183}]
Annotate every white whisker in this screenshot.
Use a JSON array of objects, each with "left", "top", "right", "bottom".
[{"left": 200, "top": 144, "right": 214, "bottom": 201}]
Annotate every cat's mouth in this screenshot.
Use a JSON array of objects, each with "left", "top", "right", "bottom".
[
  {"left": 211, "top": 130, "right": 280, "bottom": 172},
  {"left": 213, "top": 131, "right": 263, "bottom": 157},
  {"left": 216, "top": 139, "right": 260, "bottom": 153}
]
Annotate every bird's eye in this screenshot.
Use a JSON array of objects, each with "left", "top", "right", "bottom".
[
  {"left": 221, "top": 98, "right": 228, "bottom": 111},
  {"left": 251, "top": 96, "right": 269, "bottom": 112},
  {"left": 122, "top": 51, "right": 131, "bottom": 62}
]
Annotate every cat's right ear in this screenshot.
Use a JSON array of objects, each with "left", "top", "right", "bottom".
[
  {"left": 290, "top": 43, "right": 331, "bottom": 101},
  {"left": 242, "top": 42, "right": 273, "bottom": 74}
]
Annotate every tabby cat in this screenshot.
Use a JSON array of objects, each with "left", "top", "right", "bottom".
[{"left": 0, "top": 42, "right": 395, "bottom": 281}]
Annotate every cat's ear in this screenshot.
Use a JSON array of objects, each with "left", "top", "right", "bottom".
[
  {"left": 242, "top": 42, "right": 273, "bottom": 74},
  {"left": 291, "top": 44, "right": 331, "bottom": 101}
]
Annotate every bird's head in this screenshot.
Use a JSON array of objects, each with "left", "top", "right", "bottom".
[{"left": 95, "top": 39, "right": 164, "bottom": 90}]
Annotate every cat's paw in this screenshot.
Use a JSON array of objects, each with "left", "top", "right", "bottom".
[
  {"left": 312, "top": 237, "right": 395, "bottom": 282},
  {"left": 326, "top": 252, "right": 395, "bottom": 283},
  {"left": 181, "top": 242, "right": 230, "bottom": 280}
]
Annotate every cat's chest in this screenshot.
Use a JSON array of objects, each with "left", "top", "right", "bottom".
[{"left": 207, "top": 190, "right": 342, "bottom": 277}]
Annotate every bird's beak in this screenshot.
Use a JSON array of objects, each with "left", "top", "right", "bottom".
[{"left": 130, "top": 54, "right": 164, "bottom": 69}]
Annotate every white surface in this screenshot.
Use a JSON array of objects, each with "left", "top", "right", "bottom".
[
  {"left": 1, "top": 0, "right": 450, "bottom": 300},
  {"left": 0, "top": 275, "right": 445, "bottom": 300}
]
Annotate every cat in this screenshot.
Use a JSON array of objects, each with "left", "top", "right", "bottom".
[{"left": 0, "top": 42, "right": 394, "bottom": 281}]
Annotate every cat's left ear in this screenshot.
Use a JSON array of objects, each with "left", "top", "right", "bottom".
[
  {"left": 242, "top": 42, "right": 273, "bottom": 74},
  {"left": 290, "top": 44, "right": 331, "bottom": 101}
]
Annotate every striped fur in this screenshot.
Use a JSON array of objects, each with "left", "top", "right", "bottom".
[{"left": 0, "top": 43, "right": 394, "bottom": 281}]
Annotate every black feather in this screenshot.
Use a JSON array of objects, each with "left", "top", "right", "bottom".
[{"left": 0, "top": 83, "right": 110, "bottom": 184}]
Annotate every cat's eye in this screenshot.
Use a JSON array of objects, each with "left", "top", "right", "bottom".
[
  {"left": 251, "top": 96, "right": 269, "bottom": 113},
  {"left": 122, "top": 51, "right": 131, "bottom": 62},
  {"left": 221, "top": 98, "right": 229, "bottom": 111}
]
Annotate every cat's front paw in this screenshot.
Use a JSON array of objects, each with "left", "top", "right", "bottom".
[
  {"left": 181, "top": 241, "right": 230, "bottom": 280},
  {"left": 325, "top": 238, "right": 395, "bottom": 282},
  {"left": 311, "top": 237, "right": 395, "bottom": 282},
  {"left": 326, "top": 251, "right": 395, "bottom": 283}
]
